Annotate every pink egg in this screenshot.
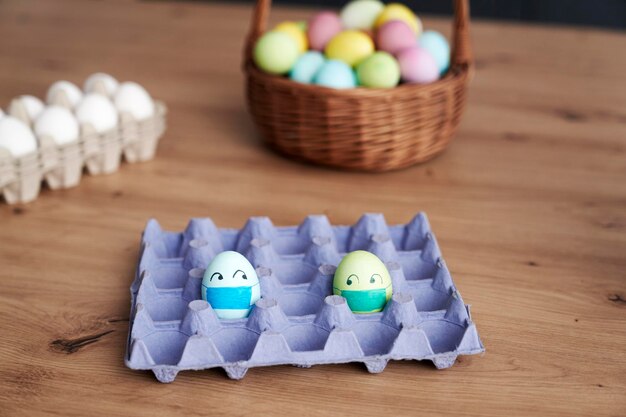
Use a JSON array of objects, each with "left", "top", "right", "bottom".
[
  {"left": 397, "top": 47, "right": 439, "bottom": 84},
  {"left": 376, "top": 20, "right": 416, "bottom": 55},
  {"left": 308, "top": 11, "right": 343, "bottom": 51}
]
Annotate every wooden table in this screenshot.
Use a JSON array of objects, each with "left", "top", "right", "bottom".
[{"left": 1, "top": 1, "right": 624, "bottom": 415}]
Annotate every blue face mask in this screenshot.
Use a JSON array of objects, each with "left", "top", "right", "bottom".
[
  {"left": 334, "top": 285, "right": 391, "bottom": 313},
  {"left": 202, "top": 283, "right": 259, "bottom": 310}
]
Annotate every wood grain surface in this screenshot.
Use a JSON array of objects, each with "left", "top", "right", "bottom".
[{"left": 0, "top": 1, "right": 625, "bottom": 416}]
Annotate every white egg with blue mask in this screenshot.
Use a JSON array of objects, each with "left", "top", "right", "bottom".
[{"left": 201, "top": 251, "right": 260, "bottom": 319}]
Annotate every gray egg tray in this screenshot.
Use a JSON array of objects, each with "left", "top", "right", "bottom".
[{"left": 126, "top": 213, "right": 484, "bottom": 382}]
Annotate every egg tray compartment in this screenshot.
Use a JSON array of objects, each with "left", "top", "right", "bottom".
[
  {"left": 0, "top": 95, "right": 167, "bottom": 204},
  {"left": 126, "top": 213, "right": 484, "bottom": 382}
]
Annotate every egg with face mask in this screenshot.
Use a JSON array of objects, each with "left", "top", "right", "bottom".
[
  {"left": 201, "top": 251, "right": 261, "bottom": 319},
  {"left": 333, "top": 250, "right": 392, "bottom": 314}
]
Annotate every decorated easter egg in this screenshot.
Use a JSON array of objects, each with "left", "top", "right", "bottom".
[
  {"left": 253, "top": 31, "right": 299, "bottom": 75},
  {"left": 374, "top": 3, "right": 422, "bottom": 35},
  {"left": 114, "top": 81, "right": 155, "bottom": 120},
  {"left": 325, "top": 30, "right": 375, "bottom": 67},
  {"left": 333, "top": 250, "right": 392, "bottom": 314},
  {"left": 376, "top": 20, "right": 416, "bottom": 55},
  {"left": 46, "top": 81, "right": 83, "bottom": 107},
  {"left": 307, "top": 11, "right": 343, "bottom": 51},
  {"left": 357, "top": 52, "right": 400, "bottom": 88},
  {"left": 290, "top": 51, "right": 326, "bottom": 84},
  {"left": 397, "top": 46, "right": 439, "bottom": 84},
  {"left": 83, "top": 73, "right": 119, "bottom": 97},
  {"left": 0, "top": 116, "right": 38, "bottom": 157},
  {"left": 340, "top": 0, "right": 384, "bottom": 30},
  {"left": 314, "top": 60, "right": 357, "bottom": 89},
  {"left": 34, "top": 106, "right": 80, "bottom": 145},
  {"left": 275, "top": 21, "right": 308, "bottom": 54},
  {"left": 419, "top": 30, "right": 450, "bottom": 74},
  {"left": 11, "top": 95, "right": 45, "bottom": 121},
  {"left": 75, "top": 93, "right": 119, "bottom": 133},
  {"left": 202, "top": 251, "right": 260, "bottom": 319}
]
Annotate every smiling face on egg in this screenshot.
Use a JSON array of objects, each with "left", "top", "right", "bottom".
[
  {"left": 201, "top": 251, "right": 260, "bottom": 319},
  {"left": 333, "top": 250, "right": 393, "bottom": 313}
]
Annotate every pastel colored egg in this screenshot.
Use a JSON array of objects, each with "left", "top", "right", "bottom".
[
  {"left": 75, "top": 93, "right": 119, "bottom": 133},
  {"left": 274, "top": 21, "right": 308, "bottom": 54},
  {"left": 356, "top": 52, "right": 400, "bottom": 88},
  {"left": 374, "top": 3, "right": 422, "bottom": 35},
  {"left": 253, "top": 31, "right": 299, "bottom": 75},
  {"left": 325, "top": 30, "right": 375, "bottom": 67},
  {"left": 202, "top": 251, "right": 260, "bottom": 320},
  {"left": 46, "top": 80, "right": 83, "bottom": 107},
  {"left": 333, "top": 250, "right": 392, "bottom": 314},
  {"left": 397, "top": 46, "right": 439, "bottom": 84},
  {"left": 114, "top": 81, "right": 156, "bottom": 120},
  {"left": 0, "top": 116, "right": 38, "bottom": 157},
  {"left": 290, "top": 51, "right": 326, "bottom": 84},
  {"left": 340, "top": 0, "right": 385, "bottom": 30},
  {"left": 314, "top": 60, "right": 357, "bottom": 89},
  {"left": 419, "top": 30, "right": 450, "bottom": 74},
  {"left": 34, "top": 105, "right": 80, "bottom": 146},
  {"left": 83, "top": 73, "right": 119, "bottom": 97},
  {"left": 376, "top": 20, "right": 416, "bottom": 55},
  {"left": 307, "top": 11, "right": 343, "bottom": 51}
]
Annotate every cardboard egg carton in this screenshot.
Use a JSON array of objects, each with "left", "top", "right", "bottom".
[
  {"left": 0, "top": 82, "right": 167, "bottom": 204},
  {"left": 127, "top": 213, "right": 484, "bottom": 383}
]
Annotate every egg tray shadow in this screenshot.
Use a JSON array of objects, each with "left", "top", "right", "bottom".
[
  {"left": 0, "top": 95, "right": 167, "bottom": 205},
  {"left": 126, "top": 213, "right": 484, "bottom": 383}
]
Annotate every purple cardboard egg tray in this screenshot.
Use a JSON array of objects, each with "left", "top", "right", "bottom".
[{"left": 126, "top": 213, "right": 484, "bottom": 382}]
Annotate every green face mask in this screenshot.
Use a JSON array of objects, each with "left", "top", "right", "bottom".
[{"left": 334, "top": 286, "right": 390, "bottom": 314}]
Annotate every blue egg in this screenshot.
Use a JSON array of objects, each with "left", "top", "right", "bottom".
[
  {"left": 418, "top": 30, "right": 450, "bottom": 75},
  {"left": 290, "top": 51, "right": 326, "bottom": 84},
  {"left": 313, "top": 60, "right": 357, "bottom": 89}
]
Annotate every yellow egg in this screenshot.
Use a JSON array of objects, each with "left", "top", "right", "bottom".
[
  {"left": 324, "top": 30, "right": 375, "bottom": 67},
  {"left": 333, "top": 251, "right": 393, "bottom": 314},
  {"left": 374, "top": 3, "right": 422, "bottom": 35},
  {"left": 275, "top": 21, "right": 308, "bottom": 54}
]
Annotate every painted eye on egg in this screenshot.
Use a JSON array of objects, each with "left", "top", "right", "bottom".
[
  {"left": 233, "top": 270, "right": 248, "bottom": 280},
  {"left": 211, "top": 272, "right": 224, "bottom": 281},
  {"left": 370, "top": 274, "right": 382, "bottom": 284},
  {"left": 346, "top": 274, "right": 359, "bottom": 286}
]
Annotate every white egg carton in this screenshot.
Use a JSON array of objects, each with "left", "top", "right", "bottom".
[{"left": 0, "top": 75, "right": 167, "bottom": 204}]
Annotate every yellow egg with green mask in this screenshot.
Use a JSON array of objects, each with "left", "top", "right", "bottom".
[{"left": 333, "top": 250, "right": 392, "bottom": 314}]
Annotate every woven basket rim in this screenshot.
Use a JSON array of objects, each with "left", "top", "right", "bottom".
[{"left": 244, "top": 61, "right": 471, "bottom": 97}]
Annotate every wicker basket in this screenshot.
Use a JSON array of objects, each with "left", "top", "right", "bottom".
[{"left": 244, "top": 0, "right": 473, "bottom": 172}]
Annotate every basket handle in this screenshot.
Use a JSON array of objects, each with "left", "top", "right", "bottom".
[{"left": 245, "top": 0, "right": 473, "bottom": 68}]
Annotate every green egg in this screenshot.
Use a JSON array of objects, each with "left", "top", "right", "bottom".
[
  {"left": 333, "top": 250, "right": 393, "bottom": 313},
  {"left": 253, "top": 31, "right": 299, "bottom": 75},
  {"left": 356, "top": 51, "right": 400, "bottom": 88}
]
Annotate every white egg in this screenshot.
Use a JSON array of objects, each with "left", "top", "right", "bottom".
[
  {"left": 0, "top": 116, "right": 38, "bottom": 157},
  {"left": 114, "top": 82, "right": 155, "bottom": 121},
  {"left": 340, "top": 0, "right": 385, "bottom": 30},
  {"left": 46, "top": 81, "right": 83, "bottom": 107},
  {"left": 83, "top": 73, "right": 119, "bottom": 97},
  {"left": 34, "top": 106, "right": 80, "bottom": 146},
  {"left": 75, "top": 93, "right": 119, "bottom": 133},
  {"left": 12, "top": 95, "right": 45, "bottom": 120}
]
